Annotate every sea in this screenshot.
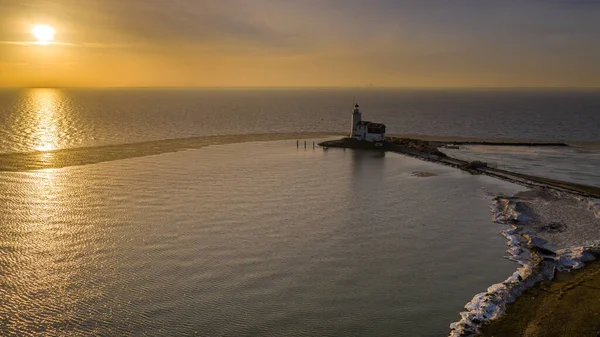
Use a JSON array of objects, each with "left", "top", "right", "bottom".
[{"left": 1, "top": 88, "right": 599, "bottom": 336}]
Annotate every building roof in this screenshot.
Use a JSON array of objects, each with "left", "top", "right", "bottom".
[{"left": 358, "top": 121, "right": 386, "bottom": 127}]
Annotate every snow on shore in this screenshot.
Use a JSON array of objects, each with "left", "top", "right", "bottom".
[{"left": 449, "top": 190, "right": 600, "bottom": 337}]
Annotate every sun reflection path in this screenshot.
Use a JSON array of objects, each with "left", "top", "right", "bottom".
[
  {"left": 0, "top": 167, "right": 84, "bottom": 334},
  {"left": 30, "top": 89, "right": 61, "bottom": 152}
]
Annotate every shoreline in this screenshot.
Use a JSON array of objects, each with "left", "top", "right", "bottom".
[
  {"left": 480, "top": 259, "right": 600, "bottom": 336},
  {"left": 448, "top": 191, "right": 600, "bottom": 336},
  {"left": 318, "top": 137, "right": 600, "bottom": 336}
]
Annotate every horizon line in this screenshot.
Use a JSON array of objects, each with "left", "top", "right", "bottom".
[{"left": 2, "top": 85, "right": 600, "bottom": 90}]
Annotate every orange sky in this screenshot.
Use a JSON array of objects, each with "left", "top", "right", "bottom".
[{"left": 1, "top": 0, "right": 600, "bottom": 88}]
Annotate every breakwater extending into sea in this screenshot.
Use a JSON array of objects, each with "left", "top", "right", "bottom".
[{"left": 319, "top": 137, "right": 600, "bottom": 198}]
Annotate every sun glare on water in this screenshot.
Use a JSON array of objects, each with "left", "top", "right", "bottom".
[{"left": 32, "top": 25, "right": 56, "bottom": 45}]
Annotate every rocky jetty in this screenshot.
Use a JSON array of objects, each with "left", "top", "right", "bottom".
[{"left": 319, "top": 137, "right": 600, "bottom": 198}]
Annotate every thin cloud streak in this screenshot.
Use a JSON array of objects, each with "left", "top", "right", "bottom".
[
  {"left": 0, "top": 41, "right": 140, "bottom": 50},
  {"left": 1, "top": 0, "right": 600, "bottom": 87}
]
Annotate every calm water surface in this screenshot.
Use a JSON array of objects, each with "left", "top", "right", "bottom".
[
  {"left": 442, "top": 145, "right": 600, "bottom": 187},
  {"left": 0, "top": 141, "right": 523, "bottom": 336},
  {"left": 0, "top": 88, "right": 597, "bottom": 336},
  {"left": 1, "top": 88, "right": 600, "bottom": 154}
]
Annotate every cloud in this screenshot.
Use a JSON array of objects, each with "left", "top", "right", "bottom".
[
  {"left": 0, "top": 41, "right": 76, "bottom": 46},
  {"left": 1, "top": 0, "right": 600, "bottom": 87}
]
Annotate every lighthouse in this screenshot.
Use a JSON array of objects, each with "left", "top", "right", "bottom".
[
  {"left": 350, "top": 103, "right": 362, "bottom": 137},
  {"left": 348, "top": 103, "right": 386, "bottom": 142}
]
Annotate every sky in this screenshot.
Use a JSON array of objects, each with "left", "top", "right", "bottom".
[{"left": 1, "top": 0, "right": 600, "bottom": 87}]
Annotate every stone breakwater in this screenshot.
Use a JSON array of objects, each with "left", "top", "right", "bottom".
[
  {"left": 319, "top": 137, "right": 600, "bottom": 198},
  {"left": 448, "top": 191, "right": 600, "bottom": 337}
]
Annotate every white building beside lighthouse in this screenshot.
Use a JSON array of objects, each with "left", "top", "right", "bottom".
[{"left": 350, "top": 103, "right": 386, "bottom": 142}]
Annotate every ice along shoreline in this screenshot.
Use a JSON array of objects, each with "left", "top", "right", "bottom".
[
  {"left": 318, "top": 137, "right": 600, "bottom": 336},
  {"left": 449, "top": 191, "right": 600, "bottom": 336}
]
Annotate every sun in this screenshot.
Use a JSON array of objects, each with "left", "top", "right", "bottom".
[{"left": 32, "top": 25, "right": 56, "bottom": 45}]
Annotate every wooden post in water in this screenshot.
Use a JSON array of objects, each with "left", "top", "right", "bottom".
[
  {"left": 304, "top": 141, "right": 307, "bottom": 149},
  {"left": 297, "top": 140, "right": 299, "bottom": 149},
  {"left": 313, "top": 141, "right": 315, "bottom": 149}
]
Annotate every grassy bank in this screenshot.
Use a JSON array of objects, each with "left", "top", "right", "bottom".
[{"left": 480, "top": 260, "right": 600, "bottom": 337}]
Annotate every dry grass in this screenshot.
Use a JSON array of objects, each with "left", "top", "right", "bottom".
[{"left": 480, "top": 260, "right": 600, "bottom": 337}]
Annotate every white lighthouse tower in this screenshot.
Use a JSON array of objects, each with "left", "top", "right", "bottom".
[
  {"left": 350, "top": 103, "right": 362, "bottom": 137},
  {"left": 348, "top": 103, "right": 386, "bottom": 142}
]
